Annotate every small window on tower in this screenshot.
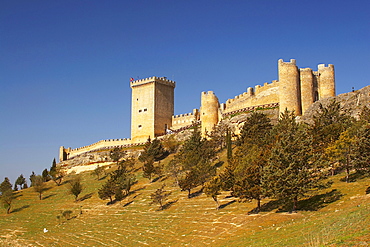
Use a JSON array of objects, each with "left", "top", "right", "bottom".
[
  {"left": 138, "top": 125, "right": 142, "bottom": 129},
  {"left": 144, "top": 108, "right": 147, "bottom": 112},
  {"left": 139, "top": 109, "right": 142, "bottom": 113}
]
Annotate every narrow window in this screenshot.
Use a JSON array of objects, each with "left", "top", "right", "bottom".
[{"left": 139, "top": 109, "right": 142, "bottom": 112}]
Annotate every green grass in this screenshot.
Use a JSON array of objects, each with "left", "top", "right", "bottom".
[{"left": 1, "top": 162, "right": 369, "bottom": 246}]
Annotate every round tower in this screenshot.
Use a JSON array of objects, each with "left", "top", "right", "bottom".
[
  {"left": 318, "top": 64, "right": 335, "bottom": 99},
  {"left": 200, "top": 91, "right": 219, "bottom": 137},
  {"left": 278, "top": 59, "right": 302, "bottom": 116},
  {"left": 300, "top": 68, "right": 315, "bottom": 115}
]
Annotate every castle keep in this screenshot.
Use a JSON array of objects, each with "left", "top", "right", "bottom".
[
  {"left": 130, "top": 76, "right": 175, "bottom": 143},
  {"left": 59, "top": 59, "right": 335, "bottom": 161}
]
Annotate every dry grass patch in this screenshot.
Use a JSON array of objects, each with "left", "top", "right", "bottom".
[{"left": 0, "top": 166, "right": 369, "bottom": 246}]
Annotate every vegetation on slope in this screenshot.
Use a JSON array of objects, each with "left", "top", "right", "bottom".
[{"left": 1, "top": 101, "right": 370, "bottom": 246}]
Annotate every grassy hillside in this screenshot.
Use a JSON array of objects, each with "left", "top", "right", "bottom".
[{"left": 1, "top": 159, "right": 369, "bottom": 246}]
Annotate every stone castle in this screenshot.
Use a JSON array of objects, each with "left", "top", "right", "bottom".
[{"left": 59, "top": 59, "right": 335, "bottom": 161}]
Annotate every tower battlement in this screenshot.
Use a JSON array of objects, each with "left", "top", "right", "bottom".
[
  {"left": 278, "top": 58, "right": 296, "bottom": 65},
  {"left": 318, "top": 64, "right": 334, "bottom": 70},
  {"left": 130, "top": 76, "right": 175, "bottom": 88}
]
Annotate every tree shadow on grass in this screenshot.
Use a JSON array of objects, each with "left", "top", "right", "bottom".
[
  {"left": 43, "top": 193, "right": 56, "bottom": 200},
  {"left": 98, "top": 175, "right": 108, "bottom": 181},
  {"left": 130, "top": 186, "right": 146, "bottom": 195},
  {"left": 298, "top": 189, "right": 343, "bottom": 211},
  {"left": 214, "top": 161, "right": 224, "bottom": 168},
  {"left": 123, "top": 201, "right": 134, "bottom": 207},
  {"left": 219, "top": 200, "right": 236, "bottom": 209},
  {"left": 107, "top": 200, "right": 118, "bottom": 205},
  {"left": 189, "top": 188, "right": 203, "bottom": 198},
  {"left": 259, "top": 198, "right": 286, "bottom": 213},
  {"left": 14, "top": 193, "right": 23, "bottom": 199},
  {"left": 12, "top": 205, "right": 30, "bottom": 213},
  {"left": 258, "top": 189, "right": 343, "bottom": 213},
  {"left": 79, "top": 193, "right": 94, "bottom": 202},
  {"left": 161, "top": 199, "right": 179, "bottom": 210},
  {"left": 340, "top": 171, "right": 368, "bottom": 183},
  {"left": 152, "top": 175, "right": 165, "bottom": 183}
]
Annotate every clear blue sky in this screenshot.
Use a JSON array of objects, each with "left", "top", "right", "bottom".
[{"left": 1, "top": 0, "right": 369, "bottom": 184}]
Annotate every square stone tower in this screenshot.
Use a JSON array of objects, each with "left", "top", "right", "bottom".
[{"left": 130, "top": 76, "right": 175, "bottom": 143}]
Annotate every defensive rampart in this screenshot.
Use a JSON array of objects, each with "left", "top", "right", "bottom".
[
  {"left": 60, "top": 138, "right": 134, "bottom": 161},
  {"left": 171, "top": 109, "right": 200, "bottom": 130},
  {"left": 222, "top": 81, "right": 279, "bottom": 114}
]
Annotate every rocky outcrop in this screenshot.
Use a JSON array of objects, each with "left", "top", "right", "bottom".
[
  {"left": 58, "top": 148, "right": 142, "bottom": 170},
  {"left": 300, "top": 85, "right": 370, "bottom": 124}
]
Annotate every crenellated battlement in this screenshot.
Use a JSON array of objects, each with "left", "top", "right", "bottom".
[
  {"left": 172, "top": 109, "right": 200, "bottom": 130},
  {"left": 300, "top": 68, "right": 313, "bottom": 72},
  {"left": 71, "top": 138, "right": 132, "bottom": 152},
  {"left": 224, "top": 80, "right": 279, "bottom": 111},
  {"left": 201, "top": 91, "right": 216, "bottom": 96},
  {"left": 173, "top": 112, "right": 196, "bottom": 119},
  {"left": 60, "top": 138, "right": 134, "bottom": 161},
  {"left": 130, "top": 76, "right": 176, "bottom": 88},
  {"left": 278, "top": 58, "right": 296, "bottom": 65},
  {"left": 318, "top": 64, "right": 334, "bottom": 70}
]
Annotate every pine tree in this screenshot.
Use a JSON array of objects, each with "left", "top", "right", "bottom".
[
  {"left": 29, "top": 171, "right": 36, "bottom": 187},
  {"left": 178, "top": 170, "right": 198, "bottom": 198},
  {"left": 0, "top": 177, "right": 12, "bottom": 195},
  {"left": 49, "top": 161, "right": 65, "bottom": 186},
  {"left": 310, "top": 100, "right": 351, "bottom": 153},
  {"left": 164, "top": 158, "right": 182, "bottom": 186},
  {"left": 1, "top": 189, "right": 15, "bottom": 214},
  {"left": 139, "top": 138, "right": 166, "bottom": 162},
  {"left": 93, "top": 165, "right": 105, "bottom": 180},
  {"left": 42, "top": 168, "right": 50, "bottom": 182},
  {"left": 98, "top": 164, "right": 137, "bottom": 203},
  {"left": 263, "top": 110, "right": 329, "bottom": 212},
  {"left": 232, "top": 145, "right": 268, "bottom": 213},
  {"left": 237, "top": 111, "right": 272, "bottom": 146},
  {"left": 207, "top": 122, "right": 231, "bottom": 152},
  {"left": 15, "top": 174, "right": 26, "bottom": 190},
  {"left": 218, "top": 160, "right": 236, "bottom": 191},
  {"left": 204, "top": 176, "right": 222, "bottom": 209},
  {"left": 51, "top": 158, "right": 57, "bottom": 171},
  {"left": 98, "top": 180, "right": 116, "bottom": 203},
  {"left": 68, "top": 176, "right": 83, "bottom": 201},
  {"left": 325, "top": 130, "right": 358, "bottom": 182},
  {"left": 32, "top": 175, "right": 47, "bottom": 200},
  {"left": 111, "top": 166, "right": 137, "bottom": 196},
  {"left": 174, "top": 128, "right": 216, "bottom": 196},
  {"left": 150, "top": 184, "right": 172, "bottom": 210},
  {"left": 352, "top": 125, "right": 370, "bottom": 175},
  {"left": 226, "top": 128, "right": 233, "bottom": 161},
  {"left": 231, "top": 111, "right": 272, "bottom": 213},
  {"left": 0, "top": 177, "right": 14, "bottom": 214},
  {"left": 110, "top": 147, "right": 126, "bottom": 166},
  {"left": 142, "top": 158, "right": 156, "bottom": 182}
]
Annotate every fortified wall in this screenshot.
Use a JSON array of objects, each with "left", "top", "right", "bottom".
[
  {"left": 59, "top": 59, "right": 335, "bottom": 161},
  {"left": 59, "top": 138, "right": 134, "bottom": 162},
  {"left": 221, "top": 80, "right": 280, "bottom": 115},
  {"left": 168, "top": 59, "right": 335, "bottom": 137},
  {"left": 171, "top": 109, "right": 200, "bottom": 130}
]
